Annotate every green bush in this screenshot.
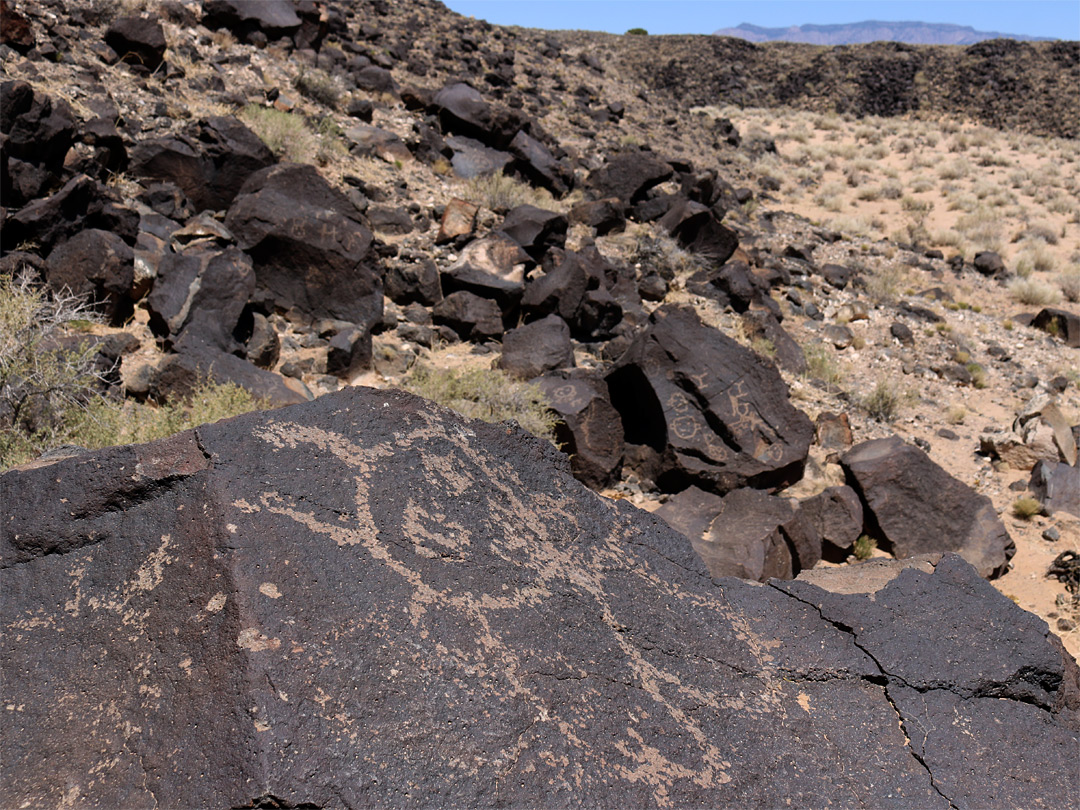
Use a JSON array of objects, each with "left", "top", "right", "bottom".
[
  {"left": 1011, "top": 496, "right": 1042, "bottom": 520},
  {"left": 0, "top": 273, "right": 265, "bottom": 470},
  {"left": 853, "top": 535, "right": 878, "bottom": 561},
  {"left": 464, "top": 170, "right": 554, "bottom": 213},
  {"left": 861, "top": 380, "right": 903, "bottom": 422},
  {"left": 625, "top": 28, "right": 648, "bottom": 35},
  {"left": 401, "top": 364, "right": 557, "bottom": 443}
]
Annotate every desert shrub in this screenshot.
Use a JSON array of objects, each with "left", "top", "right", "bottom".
[
  {"left": 801, "top": 343, "right": 843, "bottom": 390},
  {"left": 625, "top": 27, "right": 648, "bottom": 35},
  {"left": 829, "top": 215, "right": 872, "bottom": 237},
  {"left": 1017, "top": 224, "right": 1059, "bottom": 245},
  {"left": 0, "top": 274, "right": 263, "bottom": 469},
  {"left": 938, "top": 158, "right": 971, "bottom": 181},
  {"left": 293, "top": 69, "right": 341, "bottom": 108},
  {"left": 1058, "top": 267, "right": 1080, "bottom": 302},
  {"left": 401, "top": 365, "right": 557, "bottom": 443},
  {"left": 861, "top": 379, "right": 903, "bottom": 422},
  {"left": 853, "top": 535, "right": 877, "bottom": 560},
  {"left": 863, "top": 264, "right": 908, "bottom": 304},
  {"left": 630, "top": 231, "right": 705, "bottom": 277},
  {"left": 1012, "top": 496, "right": 1042, "bottom": 520},
  {"left": 239, "top": 104, "right": 317, "bottom": 163},
  {"left": 464, "top": 170, "right": 554, "bottom": 212},
  {"left": 1013, "top": 240, "right": 1058, "bottom": 276},
  {"left": 946, "top": 406, "right": 966, "bottom": 425},
  {"left": 1008, "top": 278, "right": 1061, "bottom": 306}
]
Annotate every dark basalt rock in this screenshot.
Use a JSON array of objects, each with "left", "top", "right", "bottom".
[
  {"left": 841, "top": 435, "right": 1016, "bottom": 578},
  {"left": 44, "top": 229, "right": 134, "bottom": 325},
  {"left": 496, "top": 204, "right": 567, "bottom": 262},
  {"left": 201, "top": 0, "right": 302, "bottom": 41},
  {"left": 740, "top": 310, "right": 807, "bottom": 375},
  {"left": 384, "top": 258, "right": 442, "bottom": 306},
  {"left": 146, "top": 246, "right": 255, "bottom": 354},
  {"left": 657, "top": 199, "right": 739, "bottom": 263},
  {"left": 497, "top": 314, "right": 574, "bottom": 380},
  {"left": 0, "top": 0, "right": 35, "bottom": 53},
  {"left": 536, "top": 372, "right": 623, "bottom": 489},
  {"left": 131, "top": 116, "right": 276, "bottom": 214},
  {"left": 105, "top": 15, "right": 167, "bottom": 72},
  {"left": 799, "top": 485, "right": 865, "bottom": 558},
  {"left": 2, "top": 388, "right": 1075, "bottom": 808},
  {"left": 521, "top": 248, "right": 623, "bottom": 341},
  {"left": 587, "top": 151, "right": 673, "bottom": 204},
  {"left": 432, "top": 290, "right": 503, "bottom": 340},
  {"left": 441, "top": 232, "right": 529, "bottom": 312},
  {"left": 3, "top": 175, "right": 123, "bottom": 255},
  {"left": 507, "top": 130, "right": 572, "bottom": 196},
  {"left": 149, "top": 344, "right": 306, "bottom": 407},
  {"left": 1032, "top": 307, "right": 1080, "bottom": 348},
  {"left": 225, "top": 163, "right": 382, "bottom": 340},
  {"left": 606, "top": 305, "right": 813, "bottom": 495},
  {"left": 568, "top": 197, "right": 626, "bottom": 235}
]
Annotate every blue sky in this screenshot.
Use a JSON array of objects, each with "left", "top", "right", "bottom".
[{"left": 443, "top": 1, "right": 1080, "bottom": 40}]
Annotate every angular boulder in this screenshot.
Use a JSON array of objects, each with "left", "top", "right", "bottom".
[
  {"left": 841, "top": 436, "right": 1015, "bottom": 578},
  {"left": 201, "top": 0, "right": 302, "bottom": 40},
  {"left": 657, "top": 199, "right": 739, "bottom": 263},
  {"left": 1032, "top": 307, "right": 1080, "bottom": 348},
  {"left": 44, "top": 229, "right": 134, "bottom": 325},
  {"left": 130, "top": 116, "right": 275, "bottom": 214},
  {"left": 225, "top": 163, "right": 382, "bottom": 338},
  {"left": 535, "top": 372, "right": 623, "bottom": 489},
  {"left": 606, "top": 305, "right": 814, "bottom": 494},
  {"left": 587, "top": 152, "right": 673, "bottom": 204},
  {"left": 3, "top": 388, "right": 1074, "bottom": 808},
  {"left": 432, "top": 291, "right": 503, "bottom": 340},
  {"left": 441, "top": 232, "right": 529, "bottom": 311},
  {"left": 104, "top": 15, "right": 167, "bottom": 72},
  {"left": 497, "top": 204, "right": 567, "bottom": 263},
  {"left": 497, "top": 314, "right": 574, "bottom": 380}
]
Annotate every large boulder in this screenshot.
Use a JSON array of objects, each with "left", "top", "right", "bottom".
[
  {"left": 497, "top": 314, "right": 574, "bottom": 380},
  {"left": 130, "top": 116, "right": 275, "bottom": 214},
  {"left": 44, "top": 229, "right": 134, "bottom": 325},
  {"left": 497, "top": 204, "right": 567, "bottom": 263},
  {"left": 657, "top": 199, "right": 739, "bottom": 263},
  {"left": 1, "top": 388, "right": 1076, "bottom": 808},
  {"left": 104, "top": 15, "right": 167, "bottom": 72},
  {"left": 521, "top": 248, "right": 623, "bottom": 341},
  {"left": 606, "top": 305, "right": 814, "bottom": 494},
  {"left": 201, "top": 0, "right": 302, "bottom": 41},
  {"left": 440, "top": 232, "right": 529, "bottom": 312},
  {"left": 841, "top": 436, "right": 1015, "bottom": 578},
  {"left": 225, "top": 163, "right": 382, "bottom": 341},
  {"left": 587, "top": 152, "right": 673, "bottom": 204}
]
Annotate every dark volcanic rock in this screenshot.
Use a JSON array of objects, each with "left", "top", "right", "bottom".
[
  {"left": 150, "top": 345, "right": 305, "bottom": 407},
  {"left": 841, "top": 436, "right": 1015, "bottom": 578},
  {"left": 1029, "top": 460, "right": 1080, "bottom": 518},
  {"left": 441, "top": 232, "right": 529, "bottom": 311},
  {"left": 800, "top": 485, "right": 865, "bottom": 558},
  {"left": 587, "top": 151, "right": 673, "bottom": 204},
  {"left": 130, "top": 116, "right": 276, "bottom": 214},
  {"left": 44, "top": 229, "right": 134, "bottom": 325},
  {"left": 105, "top": 15, "right": 167, "bottom": 72},
  {"left": 0, "top": 0, "right": 35, "bottom": 53},
  {"left": 508, "top": 130, "right": 572, "bottom": 196},
  {"left": 202, "top": 0, "right": 302, "bottom": 40},
  {"left": 568, "top": 197, "right": 626, "bottom": 235},
  {"left": 536, "top": 372, "right": 623, "bottom": 489},
  {"left": 657, "top": 199, "right": 739, "bottom": 263},
  {"left": 225, "top": 163, "right": 382, "bottom": 336},
  {"left": 432, "top": 291, "right": 503, "bottom": 340},
  {"left": 497, "top": 204, "right": 567, "bottom": 262},
  {"left": 3, "top": 388, "right": 1074, "bottom": 808},
  {"left": 973, "top": 250, "right": 1006, "bottom": 278},
  {"left": 1032, "top": 307, "right": 1080, "bottom": 348},
  {"left": 606, "top": 305, "right": 814, "bottom": 494},
  {"left": 497, "top": 314, "right": 574, "bottom": 380}
]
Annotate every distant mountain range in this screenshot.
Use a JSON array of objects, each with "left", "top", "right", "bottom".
[{"left": 712, "top": 21, "right": 1056, "bottom": 45}]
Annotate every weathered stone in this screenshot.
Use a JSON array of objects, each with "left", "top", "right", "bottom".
[
  {"left": 657, "top": 199, "right": 739, "bottom": 263},
  {"left": 441, "top": 232, "right": 529, "bottom": 311},
  {"left": 740, "top": 310, "right": 807, "bottom": 375},
  {"left": 225, "top": 163, "right": 382, "bottom": 337},
  {"left": 497, "top": 204, "right": 567, "bottom": 262},
  {"left": 436, "top": 198, "right": 479, "bottom": 244},
  {"left": 444, "top": 135, "right": 513, "bottom": 180},
  {"left": 842, "top": 436, "right": 1015, "bottom": 578},
  {"left": 1029, "top": 461, "right": 1080, "bottom": 518},
  {"left": 367, "top": 206, "right": 414, "bottom": 235},
  {"left": 432, "top": 82, "right": 493, "bottom": 141},
  {"left": 1032, "top": 307, "right": 1080, "bottom": 348},
  {"left": 354, "top": 65, "right": 397, "bottom": 95},
  {"left": 345, "top": 124, "right": 413, "bottom": 164},
  {"left": 536, "top": 372, "right": 623, "bottom": 489},
  {"left": 131, "top": 116, "right": 275, "bottom": 213},
  {"left": 44, "top": 229, "right": 134, "bottom": 325},
  {"left": 973, "top": 250, "right": 1006, "bottom": 278},
  {"left": 150, "top": 345, "right": 306, "bottom": 407},
  {"left": 201, "top": 0, "right": 301, "bottom": 40},
  {"left": 497, "top": 314, "right": 574, "bottom": 380},
  {"left": 568, "top": 197, "right": 626, "bottom": 235},
  {"left": 799, "top": 485, "right": 864, "bottom": 558},
  {"left": 146, "top": 246, "right": 255, "bottom": 353},
  {"left": 432, "top": 291, "right": 503, "bottom": 340},
  {"left": 508, "top": 130, "right": 571, "bottom": 196},
  {"left": 587, "top": 151, "right": 672, "bottom": 203},
  {"left": 822, "top": 323, "right": 855, "bottom": 349},
  {"left": 0, "top": 0, "right": 35, "bottom": 53},
  {"left": 105, "top": 15, "right": 167, "bottom": 72},
  {"left": 816, "top": 411, "right": 854, "bottom": 451},
  {"left": 245, "top": 311, "right": 280, "bottom": 369},
  {"left": 1, "top": 389, "right": 1076, "bottom": 808},
  {"left": 325, "top": 328, "right": 369, "bottom": 378},
  {"left": 384, "top": 259, "right": 442, "bottom": 306},
  {"left": 1, "top": 83, "right": 76, "bottom": 175},
  {"left": 819, "top": 263, "right": 854, "bottom": 289}
]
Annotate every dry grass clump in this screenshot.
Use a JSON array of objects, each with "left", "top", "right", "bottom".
[
  {"left": 861, "top": 379, "right": 904, "bottom": 422},
  {"left": 1058, "top": 267, "right": 1080, "bottom": 302},
  {"left": 938, "top": 158, "right": 971, "bottom": 181},
  {"left": 1013, "top": 240, "right": 1058, "bottom": 277},
  {"left": 401, "top": 364, "right": 557, "bottom": 443},
  {"left": 463, "top": 170, "right": 556, "bottom": 213},
  {"left": 294, "top": 69, "right": 341, "bottom": 109},
  {"left": 829, "top": 215, "right": 873, "bottom": 238},
  {"left": 239, "top": 105, "right": 318, "bottom": 163},
  {"left": 1008, "top": 278, "right": 1061, "bottom": 306},
  {"left": 1012, "top": 496, "right": 1042, "bottom": 520}
]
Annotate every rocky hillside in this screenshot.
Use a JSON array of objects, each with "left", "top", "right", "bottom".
[{"left": 1, "top": 0, "right": 1078, "bottom": 806}]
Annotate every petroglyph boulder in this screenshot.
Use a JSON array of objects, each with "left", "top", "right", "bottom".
[
  {"left": 1, "top": 387, "right": 1076, "bottom": 808},
  {"left": 606, "top": 304, "right": 813, "bottom": 494}
]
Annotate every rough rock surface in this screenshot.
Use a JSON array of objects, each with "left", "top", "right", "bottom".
[
  {"left": 842, "top": 435, "right": 1016, "bottom": 578},
  {"left": 1, "top": 387, "right": 1077, "bottom": 808},
  {"left": 607, "top": 305, "right": 813, "bottom": 494}
]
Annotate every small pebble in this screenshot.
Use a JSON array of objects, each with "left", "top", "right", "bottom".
[{"left": 1057, "top": 617, "right": 1076, "bottom": 632}]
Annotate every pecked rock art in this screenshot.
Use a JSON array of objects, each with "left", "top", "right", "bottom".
[{"left": 1, "top": 387, "right": 1077, "bottom": 808}]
